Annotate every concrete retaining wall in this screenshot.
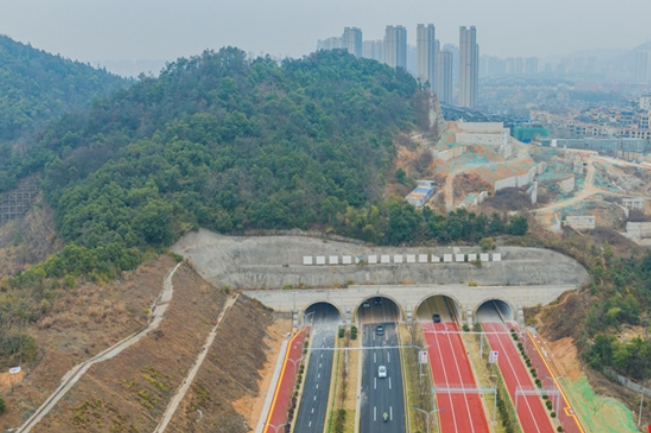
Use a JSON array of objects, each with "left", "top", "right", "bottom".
[
  {"left": 558, "top": 176, "right": 576, "bottom": 193},
  {"left": 172, "top": 230, "right": 590, "bottom": 291},
  {"left": 457, "top": 132, "right": 508, "bottom": 147},
  {"left": 494, "top": 163, "right": 545, "bottom": 193},
  {"left": 565, "top": 216, "right": 596, "bottom": 230},
  {"left": 626, "top": 222, "right": 651, "bottom": 239},
  {"left": 434, "top": 146, "right": 466, "bottom": 161}
]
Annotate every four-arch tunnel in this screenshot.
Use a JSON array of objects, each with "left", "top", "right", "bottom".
[{"left": 244, "top": 282, "right": 574, "bottom": 328}]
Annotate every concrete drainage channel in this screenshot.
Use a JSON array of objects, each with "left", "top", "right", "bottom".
[{"left": 15, "top": 262, "right": 183, "bottom": 433}]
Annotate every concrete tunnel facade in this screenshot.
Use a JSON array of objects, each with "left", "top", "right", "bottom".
[{"left": 246, "top": 283, "right": 576, "bottom": 328}]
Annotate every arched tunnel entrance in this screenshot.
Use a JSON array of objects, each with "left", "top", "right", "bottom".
[
  {"left": 416, "top": 295, "right": 462, "bottom": 324},
  {"left": 475, "top": 299, "right": 514, "bottom": 323},
  {"left": 355, "top": 296, "right": 401, "bottom": 324},
  {"left": 303, "top": 302, "right": 342, "bottom": 326}
]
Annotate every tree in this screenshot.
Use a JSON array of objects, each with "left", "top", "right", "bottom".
[{"left": 507, "top": 215, "right": 528, "bottom": 236}]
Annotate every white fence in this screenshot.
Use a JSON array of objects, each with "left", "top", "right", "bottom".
[{"left": 302, "top": 252, "right": 503, "bottom": 266}]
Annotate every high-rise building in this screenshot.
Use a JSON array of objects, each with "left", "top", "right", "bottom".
[
  {"left": 384, "top": 25, "right": 407, "bottom": 69},
  {"left": 342, "top": 27, "right": 363, "bottom": 57},
  {"left": 525, "top": 57, "right": 538, "bottom": 75},
  {"left": 635, "top": 51, "right": 651, "bottom": 82},
  {"left": 416, "top": 24, "right": 437, "bottom": 90},
  {"left": 458, "top": 26, "right": 478, "bottom": 108},
  {"left": 317, "top": 37, "right": 342, "bottom": 51},
  {"left": 435, "top": 50, "right": 453, "bottom": 104},
  {"left": 362, "top": 40, "right": 384, "bottom": 63}
]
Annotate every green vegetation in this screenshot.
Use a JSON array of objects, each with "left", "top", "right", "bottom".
[{"left": 0, "top": 35, "right": 127, "bottom": 191}]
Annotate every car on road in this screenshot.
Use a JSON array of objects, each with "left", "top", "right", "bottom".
[
  {"left": 362, "top": 301, "right": 370, "bottom": 308},
  {"left": 378, "top": 365, "right": 387, "bottom": 378},
  {"left": 433, "top": 314, "right": 441, "bottom": 323},
  {"left": 374, "top": 297, "right": 382, "bottom": 305},
  {"left": 376, "top": 325, "right": 384, "bottom": 336}
]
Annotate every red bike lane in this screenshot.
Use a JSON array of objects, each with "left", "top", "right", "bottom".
[
  {"left": 522, "top": 328, "right": 586, "bottom": 433},
  {"left": 423, "top": 322, "right": 491, "bottom": 433},
  {"left": 263, "top": 329, "right": 306, "bottom": 433},
  {"left": 483, "top": 322, "right": 554, "bottom": 433}
]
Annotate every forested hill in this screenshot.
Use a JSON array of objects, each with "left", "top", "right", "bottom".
[
  {"left": 0, "top": 35, "right": 127, "bottom": 187},
  {"left": 1, "top": 47, "right": 444, "bottom": 278}
]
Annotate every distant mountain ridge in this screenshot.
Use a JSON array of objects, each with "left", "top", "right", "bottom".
[{"left": 0, "top": 35, "right": 128, "bottom": 143}]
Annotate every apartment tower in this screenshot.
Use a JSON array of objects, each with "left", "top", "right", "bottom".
[
  {"left": 416, "top": 24, "right": 437, "bottom": 90},
  {"left": 459, "top": 26, "right": 478, "bottom": 108},
  {"left": 342, "top": 27, "right": 363, "bottom": 57},
  {"left": 435, "top": 50, "right": 453, "bottom": 104},
  {"left": 384, "top": 25, "right": 407, "bottom": 69}
]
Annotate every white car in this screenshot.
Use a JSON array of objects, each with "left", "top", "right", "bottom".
[{"left": 378, "top": 365, "right": 387, "bottom": 378}]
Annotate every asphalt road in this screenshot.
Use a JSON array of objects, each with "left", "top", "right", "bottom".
[
  {"left": 293, "top": 308, "right": 339, "bottom": 433},
  {"left": 359, "top": 301, "right": 406, "bottom": 433}
]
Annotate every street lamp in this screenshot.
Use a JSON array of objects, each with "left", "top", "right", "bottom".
[
  {"left": 267, "top": 422, "right": 290, "bottom": 433},
  {"left": 412, "top": 406, "right": 444, "bottom": 433}
]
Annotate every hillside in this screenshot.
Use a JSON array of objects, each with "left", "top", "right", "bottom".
[{"left": 0, "top": 35, "right": 128, "bottom": 190}]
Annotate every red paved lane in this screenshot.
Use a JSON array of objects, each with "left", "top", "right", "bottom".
[
  {"left": 483, "top": 322, "right": 554, "bottom": 433},
  {"left": 263, "top": 329, "right": 306, "bottom": 433},
  {"left": 423, "top": 322, "right": 490, "bottom": 433},
  {"left": 523, "top": 329, "right": 585, "bottom": 433}
]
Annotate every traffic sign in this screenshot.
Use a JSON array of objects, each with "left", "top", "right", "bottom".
[
  {"left": 419, "top": 350, "right": 428, "bottom": 364},
  {"left": 489, "top": 350, "right": 499, "bottom": 364}
]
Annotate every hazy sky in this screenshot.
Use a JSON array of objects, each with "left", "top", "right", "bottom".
[{"left": 1, "top": 0, "right": 650, "bottom": 66}]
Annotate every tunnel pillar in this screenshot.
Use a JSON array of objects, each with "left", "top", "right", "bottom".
[
  {"left": 517, "top": 306, "right": 525, "bottom": 326},
  {"left": 346, "top": 309, "right": 352, "bottom": 326},
  {"left": 406, "top": 307, "right": 413, "bottom": 325},
  {"left": 466, "top": 309, "right": 474, "bottom": 328}
]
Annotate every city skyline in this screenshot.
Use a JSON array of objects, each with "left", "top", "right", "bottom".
[{"left": 1, "top": 0, "right": 650, "bottom": 70}]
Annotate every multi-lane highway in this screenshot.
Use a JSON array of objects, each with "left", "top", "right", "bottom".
[
  {"left": 293, "top": 305, "right": 340, "bottom": 433},
  {"left": 359, "top": 300, "right": 407, "bottom": 433},
  {"left": 419, "top": 297, "right": 491, "bottom": 433}
]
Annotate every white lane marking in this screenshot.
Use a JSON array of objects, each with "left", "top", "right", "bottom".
[
  {"left": 442, "top": 321, "right": 477, "bottom": 433},
  {"left": 314, "top": 395, "right": 317, "bottom": 401},
  {"left": 316, "top": 383, "right": 319, "bottom": 389},
  {"left": 374, "top": 377, "right": 377, "bottom": 390},
  {"left": 374, "top": 406, "right": 377, "bottom": 421},
  {"left": 429, "top": 322, "right": 460, "bottom": 433},
  {"left": 387, "top": 352, "right": 391, "bottom": 363},
  {"left": 374, "top": 352, "right": 376, "bottom": 363},
  {"left": 317, "top": 373, "right": 320, "bottom": 379},
  {"left": 390, "top": 406, "right": 393, "bottom": 420},
  {"left": 312, "top": 408, "right": 315, "bottom": 413},
  {"left": 309, "top": 421, "right": 312, "bottom": 427},
  {"left": 488, "top": 322, "right": 545, "bottom": 433},
  {"left": 389, "top": 377, "right": 392, "bottom": 390}
]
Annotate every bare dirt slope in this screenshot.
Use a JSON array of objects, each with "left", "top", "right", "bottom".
[
  {"left": 164, "top": 296, "right": 277, "bottom": 433},
  {"left": 29, "top": 262, "right": 228, "bottom": 433},
  {"left": 0, "top": 255, "right": 174, "bottom": 431}
]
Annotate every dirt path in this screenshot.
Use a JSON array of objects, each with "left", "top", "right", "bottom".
[
  {"left": 16, "top": 261, "right": 183, "bottom": 433},
  {"left": 444, "top": 173, "right": 455, "bottom": 211},
  {"left": 153, "top": 293, "right": 239, "bottom": 433},
  {"left": 532, "top": 159, "right": 600, "bottom": 214}
]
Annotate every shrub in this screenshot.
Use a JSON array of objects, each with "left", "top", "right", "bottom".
[
  {"left": 338, "top": 327, "right": 345, "bottom": 338},
  {"left": 462, "top": 324, "right": 470, "bottom": 332}
]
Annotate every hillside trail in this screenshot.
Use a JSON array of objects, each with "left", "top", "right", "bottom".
[
  {"left": 16, "top": 261, "right": 184, "bottom": 433},
  {"left": 444, "top": 172, "right": 456, "bottom": 211},
  {"left": 153, "top": 293, "right": 239, "bottom": 433},
  {"left": 532, "top": 159, "right": 601, "bottom": 215}
]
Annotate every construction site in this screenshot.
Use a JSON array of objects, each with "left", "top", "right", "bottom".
[{"left": 404, "top": 120, "right": 651, "bottom": 244}]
